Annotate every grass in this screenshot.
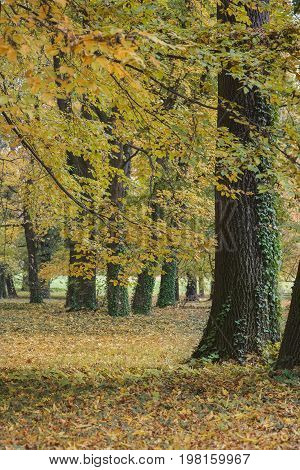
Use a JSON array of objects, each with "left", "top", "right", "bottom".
[{"left": 0, "top": 300, "right": 299, "bottom": 450}]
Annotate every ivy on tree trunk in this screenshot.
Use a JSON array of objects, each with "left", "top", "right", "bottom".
[
  {"left": 157, "top": 257, "right": 177, "bottom": 308},
  {"left": 106, "top": 141, "right": 131, "bottom": 317},
  {"left": 192, "top": 0, "right": 280, "bottom": 362}
]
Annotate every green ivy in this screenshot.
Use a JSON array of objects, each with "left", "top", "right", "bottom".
[
  {"left": 156, "top": 258, "right": 177, "bottom": 308},
  {"left": 66, "top": 276, "right": 97, "bottom": 311},
  {"left": 132, "top": 269, "right": 155, "bottom": 315},
  {"left": 255, "top": 188, "right": 281, "bottom": 346}
]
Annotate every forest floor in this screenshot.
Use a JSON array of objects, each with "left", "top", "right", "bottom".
[{"left": 0, "top": 300, "right": 299, "bottom": 450}]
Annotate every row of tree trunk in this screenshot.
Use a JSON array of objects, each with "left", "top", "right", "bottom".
[{"left": 13, "top": 0, "right": 299, "bottom": 371}]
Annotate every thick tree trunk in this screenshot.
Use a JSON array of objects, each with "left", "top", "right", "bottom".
[
  {"left": 106, "top": 143, "right": 131, "bottom": 316},
  {"left": 132, "top": 188, "right": 161, "bottom": 315},
  {"left": 107, "top": 253, "right": 130, "bottom": 317},
  {"left": 23, "top": 208, "right": 43, "bottom": 304},
  {"left": 66, "top": 240, "right": 97, "bottom": 310},
  {"left": 54, "top": 55, "right": 97, "bottom": 311},
  {"left": 192, "top": 0, "right": 280, "bottom": 361},
  {"left": 6, "top": 273, "right": 18, "bottom": 298},
  {"left": 186, "top": 273, "right": 198, "bottom": 301},
  {"left": 275, "top": 261, "right": 300, "bottom": 370},
  {"left": 64, "top": 158, "right": 97, "bottom": 311},
  {"left": 132, "top": 269, "right": 156, "bottom": 315},
  {"left": 157, "top": 257, "right": 177, "bottom": 308}
]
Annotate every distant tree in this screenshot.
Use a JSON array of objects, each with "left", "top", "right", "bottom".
[{"left": 275, "top": 261, "right": 300, "bottom": 370}]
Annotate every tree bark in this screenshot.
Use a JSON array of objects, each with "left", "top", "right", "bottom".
[
  {"left": 275, "top": 261, "right": 300, "bottom": 370},
  {"left": 106, "top": 142, "right": 131, "bottom": 316},
  {"left": 38, "top": 228, "right": 59, "bottom": 299},
  {"left": 175, "top": 276, "right": 180, "bottom": 302},
  {"left": 157, "top": 257, "right": 177, "bottom": 308},
  {"left": 0, "top": 265, "right": 8, "bottom": 299},
  {"left": 23, "top": 208, "right": 43, "bottom": 304},
  {"left": 132, "top": 186, "right": 162, "bottom": 315},
  {"left": 186, "top": 273, "right": 198, "bottom": 301},
  {"left": 192, "top": 0, "right": 280, "bottom": 361},
  {"left": 132, "top": 269, "right": 156, "bottom": 315},
  {"left": 54, "top": 55, "right": 97, "bottom": 311},
  {"left": 6, "top": 273, "right": 18, "bottom": 298}
]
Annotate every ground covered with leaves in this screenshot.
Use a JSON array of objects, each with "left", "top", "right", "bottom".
[{"left": 0, "top": 301, "right": 299, "bottom": 449}]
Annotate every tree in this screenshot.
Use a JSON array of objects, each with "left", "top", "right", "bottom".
[
  {"left": 0, "top": 264, "right": 8, "bottom": 299},
  {"left": 192, "top": 0, "right": 281, "bottom": 361},
  {"left": 5, "top": 271, "right": 18, "bottom": 298},
  {"left": 275, "top": 260, "right": 300, "bottom": 370},
  {"left": 106, "top": 141, "right": 131, "bottom": 317},
  {"left": 186, "top": 273, "right": 198, "bottom": 301},
  {"left": 53, "top": 55, "right": 97, "bottom": 311},
  {"left": 132, "top": 184, "right": 161, "bottom": 315},
  {"left": 38, "top": 229, "right": 59, "bottom": 299},
  {"left": 157, "top": 256, "right": 177, "bottom": 308},
  {"left": 23, "top": 207, "right": 43, "bottom": 304}
]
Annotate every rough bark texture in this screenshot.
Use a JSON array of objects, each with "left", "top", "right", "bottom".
[
  {"left": 107, "top": 258, "right": 130, "bottom": 317},
  {"left": 275, "top": 261, "right": 300, "bottom": 370},
  {"left": 132, "top": 269, "right": 156, "bottom": 315},
  {"left": 132, "top": 186, "right": 162, "bottom": 315},
  {"left": 106, "top": 142, "right": 131, "bottom": 316},
  {"left": 186, "top": 273, "right": 198, "bottom": 301},
  {"left": 0, "top": 265, "right": 8, "bottom": 299},
  {"left": 175, "top": 276, "right": 180, "bottom": 302},
  {"left": 65, "top": 239, "right": 97, "bottom": 311},
  {"left": 54, "top": 55, "right": 97, "bottom": 311},
  {"left": 192, "top": 0, "right": 280, "bottom": 361},
  {"left": 64, "top": 152, "right": 97, "bottom": 311},
  {"left": 157, "top": 257, "right": 177, "bottom": 308},
  {"left": 6, "top": 273, "right": 18, "bottom": 298},
  {"left": 23, "top": 208, "right": 43, "bottom": 304}
]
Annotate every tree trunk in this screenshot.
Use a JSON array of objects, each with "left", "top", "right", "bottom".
[
  {"left": 0, "top": 265, "right": 8, "bottom": 299},
  {"left": 132, "top": 269, "right": 156, "bottom": 315},
  {"left": 275, "top": 261, "right": 300, "bottom": 370},
  {"left": 198, "top": 275, "right": 205, "bottom": 298},
  {"left": 209, "top": 278, "right": 214, "bottom": 301},
  {"left": 23, "top": 208, "right": 43, "bottom": 304},
  {"left": 107, "top": 254, "right": 130, "bottom": 317},
  {"left": 54, "top": 55, "right": 97, "bottom": 311},
  {"left": 66, "top": 240, "right": 97, "bottom": 310},
  {"left": 38, "top": 228, "right": 59, "bottom": 299},
  {"left": 64, "top": 159, "right": 97, "bottom": 311},
  {"left": 157, "top": 257, "right": 177, "bottom": 308},
  {"left": 186, "top": 273, "right": 198, "bottom": 301},
  {"left": 132, "top": 183, "right": 162, "bottom": 315},
  {"left": 192, "top": 0, "right": 280, "bottom": 361},
  {"left": 175, "top": 276, "right": 180, "bottom": 302},
  {"left": 21, "top": 270, "right": 29, "bottom": 291},
  {"left": 6, "top": 273, "right": 18, "bottom": 298},
  {"left": 106, "top": 143, "right": 131, "bottom": 317}
]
